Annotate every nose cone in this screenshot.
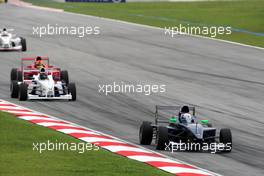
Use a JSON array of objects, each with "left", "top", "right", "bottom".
[
  {"left": 47, "top": 80, "right": 54, "bottom": 89},
  {"left": 1, "top": 37, "right": 10, "bottom": 46},
  {"left": 1, "top": 39, "right": 10, "bottom": 48}
]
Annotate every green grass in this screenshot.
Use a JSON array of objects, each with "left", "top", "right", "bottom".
[
  {"left": 22, "top": 0, "right": 264, "bottom": 48},
  {"left": 0, "top": 111, "right": 170, "bottom": 176}
]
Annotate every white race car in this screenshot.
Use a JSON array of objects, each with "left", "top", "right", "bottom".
[
  {"left": 10, "top": 68, "right": 76, "bottom": 101},
  {"left": 0, "top": 28, "right": 27, "bottom": 51}
]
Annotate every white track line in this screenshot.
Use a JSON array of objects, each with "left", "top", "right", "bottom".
[
  {"left": 62, "top": 12, "right": 264, "bottom": 51},
  {"left": 103, "top": 146, "right": 153, "bottom": 153},
  {"left": 57, "top": 129, "right": 98, "bottom": 134}
]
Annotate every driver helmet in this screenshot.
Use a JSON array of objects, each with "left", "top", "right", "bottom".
[
  {"left": 181, "top": 105, "right": 190, "bottom": 113},
  {"left": 35, "top": 56, "right": 44, "bottom": 69},
  {"left": 180, "top": 113, "right": 192, "bottom": 124},
  {"left": 2, "top": 28, "right": 8, "bottom": 36},
  {"left": 39, "top": 68, "right": 47, "bottom": 80}
]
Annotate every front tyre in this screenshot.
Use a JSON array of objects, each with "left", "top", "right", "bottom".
[
  {"left": 17, "top": 71, "right": 23, "bottom": 82},
  {"left": 19, "top": 83, "right": 28, "bottom": 101},
  {"left": 10, "top": 68, "right": 18, "bottom": 81},
  {"left": 139, "top": 121, "right": 153, "bottom": 145},
  {"left": 10, "top": 81, "right": 19, "bottom": 98},
  {"left": 61, "top": 70, "right": 69, "bottom": 85},
  {"left": 20, "top": 37, "right": 27, "bottom": 51},
  {"left": 219, "top": 128, "right": 232, "bottom": 152},
  {"left": 156, "top": 126, "right": 169, "bottom": 150},
  {"left": 68, "top": 82, "right": 76, "bottom": 101}
]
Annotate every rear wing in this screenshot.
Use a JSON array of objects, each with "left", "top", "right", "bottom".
[
  {"left": 21, "top": 57, "right": 49, "bottom": 62},
  {"left": 6, "top": 29, "right": 14, "bottom": 32},
  {"left": 20, "top": 57, "right": 51, "bottom": 81},
  {"left": 154, "top": 105, "right": 195, "bottom": 125},
  {"left": 0, "top": 28, "right": 14, "bottom": 32},
  {"left": 21, "top": 57, "right": 50, "bottom": 70}
]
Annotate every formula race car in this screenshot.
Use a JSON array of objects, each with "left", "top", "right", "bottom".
[
  {"left": 10, "top": 57, "right": 69, "bottom": 85},
  {"left": 10, "top": 57, "right": 76, "bottom": 101},
  {"left": 0, "top": 28, "right": 26, "bottom": 51},
  {"left": 139, "top": 105, "right": 232, "bottom": 152}
]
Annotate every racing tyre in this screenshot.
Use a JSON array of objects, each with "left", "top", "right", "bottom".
[
  {"left": 19, "top": 83, "right": 28, "bottom": 101},
  {"left": 219, "top": 128, "right": 232, "bottom": 152},
  {"left": 10, "top": 68, "right": 17, "bottom": 81},
  {"left": 20, "top": 37, "right": 27, "bottom": 51},
  {"left": 139, "top": 121, "right": 153, "bottom": 145},
  {"left": 68, "top": 82, "right": 76, "bottom": 101},
  {"left": 17, "top": 71, "right": 23, "bottom": 82},
  {"left": 61, "top": 70, "right": 69, "bottom": 85},
  {"left": 208, "top": 123, "right": 213, "bottom": 127},
  {"left": 10, "top": 81, "right": 19, "bottom": 98},
  {"left": 156, "top": 126, "right": 169, "bottom": 150},
  {"left": 5, "top": 0, "right": 8, "bottom": 3}
]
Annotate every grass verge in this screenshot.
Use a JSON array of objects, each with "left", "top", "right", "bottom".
[
  {"left": 22, "top": 0, "right": 264, "bottom": 48},
  {"left": 0, "top": 111, "right": 170, "bottom": 176}
]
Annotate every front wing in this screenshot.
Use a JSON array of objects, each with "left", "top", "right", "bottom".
[
  {"left": 0, "top": 46, "right": 22, "bottom": 51},
  {"left": 28, "top": 94, "right": 72, "bottom": 100}
]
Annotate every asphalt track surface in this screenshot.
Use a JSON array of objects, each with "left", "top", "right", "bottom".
[{"left": 1, "top": 4, "right": 264, "bottom": 176}]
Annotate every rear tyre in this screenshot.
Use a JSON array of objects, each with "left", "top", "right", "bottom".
[
  {"left": 17, "top": 71, "right": 23, "bottom": 82},
  {"left": 10, "top": 68, "right": 18, "bottom": 81},
  {"left": 208, "top": 123, "right": 213, "bottom": 127},
  {"left": 10, "top": 81, "right": 19, "bottom": 98},
  {"left": 19, "top": 83, "right": 28, "bottom": 101},
  {"left": 61, "top": 70, "right": 69, "bottom": 85},
  {"left": 139, "top": 121, "right": 153, "bottom": 145},
  {"left": 68, "top": 82, "right": 76, "bottom": 101},
  {"left": 156, "top": 126, "right": 169, "bottom": 150},
  {"left": 20, "top": 37, "right": 27, "bottom": 51},
  {"left": 219, "top": 128, "right": 232, "bottom": 152}
]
